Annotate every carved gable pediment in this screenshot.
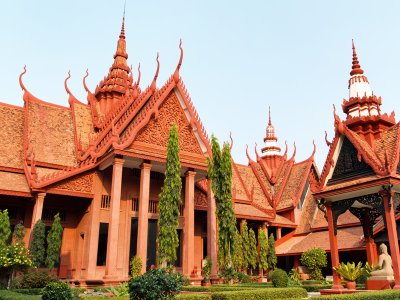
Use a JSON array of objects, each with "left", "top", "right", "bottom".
[
  {"left": 328, "top": 137, "right": 375, "bottom": 185},
  {"left": 130, "top": 91, "right": 205, "bottom": 158}
]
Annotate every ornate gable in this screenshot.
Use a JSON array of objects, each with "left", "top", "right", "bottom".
[
  {"left": 132, "top": 91, "right": 204, "bottom": 155},
  {"left": 328, "top": 137, "right": 375, "bottom": 185}
]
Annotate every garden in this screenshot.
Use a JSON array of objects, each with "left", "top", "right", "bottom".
[{"left": 1, "top": 128, "right": 400, "bottom": 299}]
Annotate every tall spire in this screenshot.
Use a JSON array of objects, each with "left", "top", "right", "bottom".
[
  {"left": 347, "top": 40, "right": 372, "bottom": 100},
  {"left": 262, "top": 107, "right": 281, "bottom": 156},
  {"left": 350, "top": 39, "right": 364, "bottom": 76}
]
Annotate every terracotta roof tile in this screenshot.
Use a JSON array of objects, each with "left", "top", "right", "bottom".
[
  {"left": 0, "top": 104, "right": 24, "bottom": 169},
  {"left": 374, "top": 123, "right": 400, "bottom": 171},
  {"left": 278, "top": 161, "right": 309, "bottom": 210},
  {"left": 232, "top": 164, "right": 251, "bottom": 201},
  {"left": 311, "top": 209, "right": 359, "bottom": 229},
  {"left": 234, "top": 203, "right": 271, "bottom": 219},
  {"left": 27, "top": 101, "right": 76, "bottom": 166},
  {"left": 295, "top": 191, "right": 316, "bottom": 234},
  {"left": 276, "top": 226, "right": 364, "bottom": 255},
  {"left": 270, "top": 214, "right": 296, "bottom": 227},
  {"left": 235, "top": 164, "right": 273, "bottom": 210},
  {"left": 323, "top": 175, "right": 380, "bottom": 191},
  {"left": 72, "top": 102, "right": 94, "bottom": 149},
  {"left": 0, "top": 171, "right": 30, "bottom": 193}
]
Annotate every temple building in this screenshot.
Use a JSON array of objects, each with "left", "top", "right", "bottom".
[
  {"left": 1, "top": 15, "right": 398, "bottom": 287},
  {"left": 276, "top": 41, "right": 400, "bottom": 287}
]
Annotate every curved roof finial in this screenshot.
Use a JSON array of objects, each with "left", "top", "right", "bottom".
[
  {"left": 290, "top": 142, "right": 297, "bottom": 160},
  {"left": 350, "top": 39, "right": 364, "bottom": 76},
  {"left": 151, "top": 53, "right": 160, "bottom": 91},
  {"left": 284, "top": 140, "right": 288, "bottom": 156},
  {"left": 254, "top": 142, "right": 260, "bottom": 160},
  {"left": 173, "top": 39, "right": 184, "bottom": 83},
  {"left": 325, "top": 130, "right": 332, "bottom": 147},
  {"left": 245, "top": 144, "right": 252, "bottom": 162},
  {"left": 19, "top": 65, "right": 27, "bottom": 91},
  {"left": 83, "top": 69, "right": 91, "bottom": 93},
  {"left": 312, "top": 140, "right": 316, "bottom": 157},
  {"left": 64, "top": 70, "right": 72, "bottom": 95},
  {"left": 137, "top": 63, "right": 141, "bottom": 87},
  {"left": 229, "top": 131, "right": 234, "bottom": 150}
]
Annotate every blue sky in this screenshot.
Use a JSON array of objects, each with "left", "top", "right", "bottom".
[{"left": 1, "top": 1, "right": 399, "bottom": 169}]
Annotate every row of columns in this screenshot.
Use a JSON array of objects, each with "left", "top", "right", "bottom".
[
  {"left": 27, "top": 156, "right": 219, "bottom": 280},
  {"left": 326, "top": 188, "right": 400, "bottom": 290},
  {"left": 103, "top": 157, "right": 217, "bottom": 279}
]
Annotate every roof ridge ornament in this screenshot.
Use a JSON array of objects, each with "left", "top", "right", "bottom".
[
  {"left": 151, "top": 53, "right": 160, "bottom": 92},
  {"left": 173, "top": 39, "right": 184, "bottom": 83}
]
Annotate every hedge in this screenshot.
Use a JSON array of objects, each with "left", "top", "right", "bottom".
[
  {"left": 314, "top": 289, "right": 400, "bottom": 300},
  {"left": 10, "top": 288, "right": 42, "bottom": 295},
  {"left": 175, "top": 294, "right": 212, "bottom": 300},
  {"left": 181, "top": 284, "right": 272, "bottom": 293},
  {"left": 0, "top": 290, "right": 41, "bottom": 299},
  {"left": 301, "top": 284, "right": 332, "bottom": 292},
  {"left": 210, "top": 287, "right": 307, "bottom": 300}
]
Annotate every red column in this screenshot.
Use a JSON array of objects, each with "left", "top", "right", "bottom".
[
  {"left": 207, "top": 179, "right": 218, "bottom": 280},
  {"left": 136, "top": 163, "right": 152, "bottom": 274},
  {"left": 83, "top": 172, "right": 102, "bottom": 279},
  {"left": 104, "top": 157, "right": 124, "bottom": 278},
  {"left": 183, "top": 171, "right": 196, "bottom": 277},
  {"left": 365, "top": 237, "right": 378, "bottom": 266},
  {"left": 381, "top": 189, "right": 400, "bottom": 289},
  {"left": 326, "top": 203, "right": 343, "bottom": 290},
  {"left": 276, "top": 227, "right": 282, "bottom": 239},
  {"left": 29, "top": 192, "right": 46, "bottom": 244}
]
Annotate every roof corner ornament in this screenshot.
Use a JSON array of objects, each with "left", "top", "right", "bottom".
[
  {"left": 254, "top": 142, "right": 259, "bottom": 160},
  {"left": 283, "top": 140, "right": 288, "bottom": 157},
  {"left": 83, "top": 69, "right": 92, "bottom": 95},
  {"left": 290, "top": 142, "right": 297, "bottom": 160},
  {"left": 150, "top": 53, "right": 160, "bottom": 92},
  {"left": 19, "top": 65, "right": 27, "bottom": 91},
  {"left": 229, "top": 131, "right": 234, "bottom": 150},
  {"left": 324, "top": 130, "right": 332, "bottom": 147},
  {"left": 173, "top": 39, "right": 183, "bottom": 84},
  {"left": 245, "top": 144, "right": 253, "bottom": 162},
  {"left": 312, "top": 140, "right": 316, "bottom": 157}
]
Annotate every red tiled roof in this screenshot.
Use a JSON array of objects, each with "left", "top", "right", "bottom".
[
  {"left": 276, "top": 226, "right": 365, "bottom": 255},
  {"left": 295, "top": 191, "right": 316, "bottom": 234},
  {"left": 0, "top": 104, "right": 24, "bottom": 169},
  {"left": 0, "top": 171, "right": 30, "bottom": 193},
  {"left": 278, "top": 160, "right": 310, "bottom": 210},
  {"left": 311, "top": 209, "right": 360, "bottom": 230},
  {"left": 27, "top": 100, "right": 76, "bottom": 167},
  {"left": 234, "top": 203, "right": 273, "bottom": 219},
  {"left": 270, "top": 214, "right": 296, "bottom": 227},
  {"left": 72, "top": 102, "right": 94, "bottom": 150}
]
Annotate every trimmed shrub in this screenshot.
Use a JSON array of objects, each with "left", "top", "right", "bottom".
[
  {"left": 12, "top": 269, "right": 58, "bottom": 289},
  {"left": 211, "top": 287, "right": 307, "bottom": 300},
  {"left": 175, "top": 294, "right": 211, "bottom": 300},
  {"left": 271, "top": 268, "right": 288, "bottom": 288},
  {"left": 42, "top": 281, "right": 72, "bottom": 300},
  {"left": 10, "top": 288, "right": 43, "bottom": 295},
  {"left": 300, "top": 248, "right": 327, "bottom": 280},
  {"left": 128, "top": 268, "right": 182, "bottom": 300},
  {"left": 130, "top": 256, "right": 142, "bottom": 278},
  {"left": 314, "top": 289, "right": 400, "bottom": 299}
]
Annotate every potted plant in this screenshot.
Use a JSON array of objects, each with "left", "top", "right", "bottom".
[
  {"left": 333, "top": 262, "right": 363, "bottom": 289},
  {"left": 201, "top": 257, "right": 212, "bottom": 286}
]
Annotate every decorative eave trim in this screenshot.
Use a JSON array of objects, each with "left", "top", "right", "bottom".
[{"left": 0, "top": 189, "right": 32, "bottom": 198}]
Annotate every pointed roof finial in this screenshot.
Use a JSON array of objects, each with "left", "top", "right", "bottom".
[
  {"left": 268, "top": 106, "right": 272, "bottom": 125},
  {"left": 350, "top": 39, "right": 364, "bottom": 76},
  {"left": 120, "top": 0, "right": 126, "bottom": 39}
]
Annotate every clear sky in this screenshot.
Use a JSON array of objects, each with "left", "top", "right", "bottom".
[{"left": 1, "top": 1, "right": 399, "bottom": 169}]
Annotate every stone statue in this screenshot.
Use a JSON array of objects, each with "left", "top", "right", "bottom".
[{"left": 370, "top": 243, "right": 394, "bottom": 279}]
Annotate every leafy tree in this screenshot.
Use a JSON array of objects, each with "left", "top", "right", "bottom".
[
  {"left": 12, "top": 222, "right": 25, "bottom": 245},
  {"left": 0, "top": 210, "right": 33, "bottom": 289},
  {"left": 300, "top": 247, "right": 327, "bottom": 280},
  {"left": 46, "top": 213, "right": 63, "bottom": 269},
  {"left": 258, "top": 228, "right": 268, "bottom": 276},
  {"left": 30, "top": 219, "right": 46, "bottom": 267},
  {"left": 268, "top": 233, "right": 277, "bottom": 271},
  {"left": 232, "top": 228, "right": 243, "bottom": 272},
  {"left": 248, "top": 228, "right": 257, "bottom": 275},
  {"left": 158, "top": 123, "right": 182, "bottom": 266},
  {"left": 208, "top": 136, "right": 236, "bottom": 270},
  {"left": 0, "top": 209, "right": 11, "bottom": 248},
  {"left": 241, "top": 220, "right": 250, "bottom": 273}
]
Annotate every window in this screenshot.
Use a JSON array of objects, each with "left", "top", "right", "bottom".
[
  {"left": 132, "top": 198, "right": 139, "bottom": 212},
  {"left": 101, "top": 195, "right": 111, "bottom": 209}
]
